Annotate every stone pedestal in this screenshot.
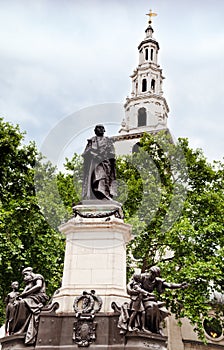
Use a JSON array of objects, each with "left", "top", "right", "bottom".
[
  {"left": 34, "top": 311, "right": 168, "bottom": 350},
  {"left": 52, "top": 202, "right": 132, "bottom": 313},
  {"left": 0, "top": 310, "right": 168, "bottom": 350},
  {"left": 0, "top": 310, "right": 165, "bottom": 350}
]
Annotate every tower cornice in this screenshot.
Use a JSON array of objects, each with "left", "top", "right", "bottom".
[
  {"left": 138, "top": 38, "right": 159, "bottom": 51},
  {"left": 114, "top": 128, "right": 171, "bottom": 142},
  {"left": 124, "top": 93, "right": 169, "bottom": 113},
  {"left": 130, "top": 64, "right": 163, "bottom": 77}
]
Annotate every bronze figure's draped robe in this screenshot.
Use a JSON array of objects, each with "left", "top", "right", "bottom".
[
  {"left": 9, "top": 269, "right": 48, "bottom": 344},
  {"left": 82, "top": 125, "right": 116, "bottom": 200}
]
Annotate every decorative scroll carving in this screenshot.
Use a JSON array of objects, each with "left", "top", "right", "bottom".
[{"left": 41, "top": 302, "right": 59, "bottom": 314}]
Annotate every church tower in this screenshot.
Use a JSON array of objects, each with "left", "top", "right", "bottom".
[{"left": 115, "top": 10, "right": 170, "bottom": 154}]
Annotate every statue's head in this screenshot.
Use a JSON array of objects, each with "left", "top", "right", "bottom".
[
  {"left": 94, "top": 124, "right": 105, "bottom": 136},
  {"left": 11, "top": 281, "right": 19, "bottom": 289},
  {"left": 22, "top": 267, "right": 34, "bottom": 283},
  {"left": 133, "top": 273, "right": 142, "bottom": 283},
  {"left": 22, "top": 267, "right": 33, "bottom": 275},
  {"left": 149, "top": 266, "right": 161, "bottom": 277}
]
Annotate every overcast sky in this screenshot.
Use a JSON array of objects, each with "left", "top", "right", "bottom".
[{"left": 0, "top": 0, "right": 224, "bottom": 163}]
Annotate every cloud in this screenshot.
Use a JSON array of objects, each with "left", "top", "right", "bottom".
[{"left": 0, "top": 0, "right": 223, "bottom": 162}]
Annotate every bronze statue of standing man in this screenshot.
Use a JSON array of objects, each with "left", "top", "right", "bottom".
[{"left": 82, "top": 125, "right": 116, "bottom": 200}]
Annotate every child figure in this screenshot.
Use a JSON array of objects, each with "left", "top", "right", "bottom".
[
  {"left": 5, "top": 281, "right": 19, "bottom": 335},
  {"left": 128, "top": 274, "right": 150, "bottom": 332}
]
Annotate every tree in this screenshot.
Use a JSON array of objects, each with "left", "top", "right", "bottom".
[
  {"left": 56, "top": 153, "right": 83, "bottom": 209},
  {"left": 116, "top": 131, "right": 224, "bottom": 339},
  {"left": 0, "top": 118, "right": 65, "bottom": 324}
]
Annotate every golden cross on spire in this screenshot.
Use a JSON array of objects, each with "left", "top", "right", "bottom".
[{"left": 146, "top": 9, "right": 157, "bottom": 25}]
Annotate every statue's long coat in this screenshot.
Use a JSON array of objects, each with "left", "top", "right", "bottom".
[{"left": 82, "top": 136, "right": 116, "bottom": 200}]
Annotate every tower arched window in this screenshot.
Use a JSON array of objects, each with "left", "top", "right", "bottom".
[
  {"left": 138, "top": 107, "right": 147, "bottom": 127},
  {"left": 145, "top": 48, "right": 148, "bottom": 60},
  {"left": 151, "top": 79, "right": 155, "bottom": 91},
  {"left": 142, "top": 78, "right": 147, "bottom": 92},
  {"left": 151, "top": 49, "right": 153, "bottom": 61}
]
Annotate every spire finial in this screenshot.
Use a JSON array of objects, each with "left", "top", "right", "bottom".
[{"left": 146, "top": 9, "right": 157, "bottom": 25}]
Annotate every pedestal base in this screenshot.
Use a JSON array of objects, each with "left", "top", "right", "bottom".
[
  {"left": 35, "top": 312, "right": 124, "bottom": 350},
  {"left": 53, "top": 203, "right": 132, "bottom": 313},
  {"left": 1, "top": 310, "right": 167, "bottom": 350}
]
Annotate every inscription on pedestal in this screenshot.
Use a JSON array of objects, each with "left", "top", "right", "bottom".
[
  {"left": 143, "top": 340, "right": 167, "bottom": 349},
  {"left": 125, "top": 333, "right": 168, "bottom": 350}
]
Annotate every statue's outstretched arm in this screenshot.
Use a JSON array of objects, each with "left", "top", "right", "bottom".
[{"left": 163, "top": 281, "right": 188, "bottom": 290}]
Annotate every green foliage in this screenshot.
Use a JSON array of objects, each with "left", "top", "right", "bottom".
[
  {"left": 0, "top": 118, "right": 65, "bottom": 325},
  {"left": 57, "top": 153, "right": 83, "bottom": 208},
  {"left": 34, "top": 156, "right": 71, "bottom": 230},
  {"left": 117, "top": 131, "right": 224, "bottom": 340}
]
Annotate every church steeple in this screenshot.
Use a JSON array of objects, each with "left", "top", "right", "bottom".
[{"left": 119, "top": 10, "right": 169, "bottom": 136}]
